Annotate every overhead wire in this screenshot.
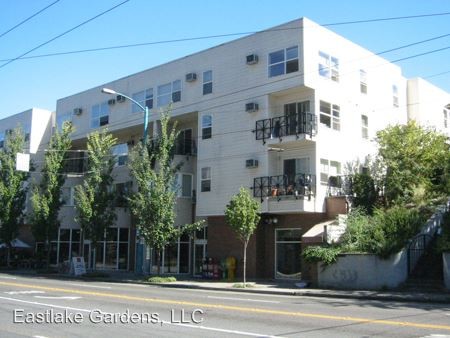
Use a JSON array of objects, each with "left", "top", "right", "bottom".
[
  {"left": 1, "top": 11, "right": 450, "bottom": 62},
  {"left": 0, "top": 0, "right": 61, "bottom": 39},
  {"left": 0, "top": 0, "right": 130, "bottom": 70}
]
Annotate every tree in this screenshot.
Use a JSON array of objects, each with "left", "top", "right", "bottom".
[
  {"left": 225, "top": 187, "right": 260, "bottom": 286},
  {"left": 375, "top": 121, "right": 450, "bottom": 206},
  {"left": 31, "top": 122, "right": 73, "bottom": 267},
  {"left": 128, "top": 110, "right": 203, "bottom": 274},
  {"left": 74, "top": 129, "right": 117, "bottom": 269},
  {"left": 0, "top": 128, "right": 29, "bottom": 266}
]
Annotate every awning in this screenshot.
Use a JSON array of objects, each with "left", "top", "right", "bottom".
[{"left": 0, "top": 239, "right": 31, "bottom": 249}]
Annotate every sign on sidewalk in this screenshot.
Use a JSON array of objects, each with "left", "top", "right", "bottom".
[{"left": 71, "top": 257, "right": 86, "bottom": 276}]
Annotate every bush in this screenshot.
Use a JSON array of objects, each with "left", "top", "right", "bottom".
[
  {"left": 302, "top": 246, "right": 342, "bottom": 265},
  {"left": 147, "top": 276, "right": 177, "bottom": 283}
]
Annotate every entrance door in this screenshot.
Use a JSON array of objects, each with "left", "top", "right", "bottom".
[
  {"left": 193, "top": 226, "right": 207, "bottom": 276},
  {"left": 275, "top": 229, "right": 302, "bottom": 279}
]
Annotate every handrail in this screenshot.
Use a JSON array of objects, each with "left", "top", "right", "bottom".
[
  {"left": 255, "top": 112, "right": 317, "bottom": 143},
  {"left": 253, "top": 173, "right": 315, "bottom": 202}
]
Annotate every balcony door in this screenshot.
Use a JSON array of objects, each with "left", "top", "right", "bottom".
[
  {"left": 284, "top": 101, "right": 310, "bottom": 135},
  {"left": 284, "top": 158, "right": 310, "bottom": 187}
]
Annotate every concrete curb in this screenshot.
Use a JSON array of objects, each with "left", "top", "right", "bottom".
[{"left": 2, "top": 271, "right": 450, "bottom": 304}]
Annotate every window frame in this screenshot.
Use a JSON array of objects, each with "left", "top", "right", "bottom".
[
  {"left": 318, "top": 51, "right": 339, "bottom": 82},
  {"left": 132, "top": 88, "right": 153, "bottom": 113},
  {"left": 203, "top": 70, "right": 213, "bottom": 95},
  {"left": 201, "top": 115, "right": 212, "bottom": 139},
  {"left": 319, "top": 100, "right": 340, "bottom": 131},
  {"left": 91, "top": 102, "right": 109, "bottom": 129},
  {"left": 360, "top": 69, "right": 367, "bottom": 94},
  {"left": 157, "top": 80, "right": 181, "bottom": 107},
  {"left": 361, "top": 114, "right": 369, "bottom": 139},
  {"left": 111, "top": 143, "right": 128, "bottom": 166},
  {"left": 268, "top": 46, "right": 299, "bottom": 78},
  {"left": 320, "top": 158, "right": 341, "bottom": 185},
  {"left": 200, "top": 167, "right": 211, "bottom": 192}
]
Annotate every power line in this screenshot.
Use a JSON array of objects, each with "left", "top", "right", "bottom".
[
  {"left": 2, "top": 12, "right": 450, "bottom": 62},
  {"left": 425, "top": 70, "right": 450, "bottom": 79},
  {"left": 322, "top": 12, "right": 450, "bottom": 26},
  {"left": 0, "top": 0, "right": 130, "bottom": 70},
  {"left": 0, "top": 0, "right": 61, "bottom": 39}
]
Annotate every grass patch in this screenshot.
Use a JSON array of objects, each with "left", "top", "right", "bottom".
[
  {"left": 232, "top": 283, "right": 254, "bottom": 288},
  {"left": 147, "top": 276, "right": 177, "bottom": 283}
]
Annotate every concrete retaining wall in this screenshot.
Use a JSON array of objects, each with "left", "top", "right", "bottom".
[
  {"left": 444, "top": 252, "right": 450, "bottom": 290},
  {"left": 317, "top": 251, "right": 407, "bottom": 290}
]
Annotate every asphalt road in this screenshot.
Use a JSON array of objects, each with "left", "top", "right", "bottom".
[{"left": 0, "top": 273, "right": 449, "bottom": 338}]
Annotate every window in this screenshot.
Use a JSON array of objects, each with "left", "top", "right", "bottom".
[
  {"left": 174, "top": 173, "right": 193, "bottom": 197},
  {"left": 115, "top": 182, "right": 132, "bottom": 207},
  {"left": 284, "top": 158, "right": 310, "bottom": 187},
  {"left": 318, "top": 51, "right": 339, "bottom": 82},
  {"left": 444, "top": 109, "right": 448, "bottom": 129},
  {"left": 202, "top": 115, "right": 212, "bottom": 139},
  {"left": 22, "top": 123, "right": 31, "bottom": 142},
  {"left": 176, "top": 129, "right": 194, "bottom": 155},
  {"left": 56, "top": 112, "right": 72, "bottom": 130},
  {"left": 0, "top": 131, "right": 4, "bottom": 148},
  {"left": 132, "top": 88, "right": 153, "bottom": 113},
  {"left": 201, "top": 167, "right": 211, "bottom": 192},
  {"left": 268, "top": 46, "right": 299, "bottom": 77},
  {"left": 157, "top": 80, "right": 181, "bottom": 107},
  {"left": 91, "top": 102, "right": 109, "bottom": 128},
  {"left": 360, "top": 69, "right": 367, "bottom": 94},
  {"left": 112, "top": 143, "right": 128, "bottom": 166},
  {"left": 393, "top": 85, "right": 399, "bottom": 107},
  {"left": 61, "top": 187, "right": 74, "bottom": 206},
  {"left": 319, "top": 100, "right": 340, "bottom": 131},
  {"left": 320, "top": 159, "right": 341, "bottom": 184},
  {"left": 361, "top": 115, "right": 369, "bottom": 139},
  {"left": 203, "top": 70, "right": 212, "bottom": 95}
]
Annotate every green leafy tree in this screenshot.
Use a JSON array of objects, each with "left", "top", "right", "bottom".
[
  {"left": 376, "top": 121, "right": 450, "bottom": 206},
  {"left": 0, "top": 128, "right": 29, "bottom": 266},
  {"left": 128, "top": 111, "right": 203, "bottom": 275},
  {"left": 31, "top": 122, "right": 73, "bottom": 267},
  {"left": 225, "top": 187, "right": 260, "bottom": 286},
  {"left": 74, "top": 129, "right": 117, "bottom": 269}
]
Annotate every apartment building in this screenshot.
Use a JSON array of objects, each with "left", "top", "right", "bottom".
[
  {"left": 51, "top": 17, "right": 448, "bottom": 279},
  {"left": 407, "top": 77, "right": 450, "bottom": 136},
  {"left": 0, "top": 108, "right": 53, "bottom": 249}
]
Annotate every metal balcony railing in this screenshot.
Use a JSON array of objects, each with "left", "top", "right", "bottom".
[
  {"left": 63, "top": 153, "right": 87, "bottom": 174},
  {"left": 253, "top": 173, "right": 315, "bottom": 202},
  {"left": 174, "top": 138, "right": 197, "bottom": 156},
  {"left": 326, "top": 175, "right": 353, "bottom": 197},
  {"left": 254, "top": 112, "right": 317, "bottom": 143}
]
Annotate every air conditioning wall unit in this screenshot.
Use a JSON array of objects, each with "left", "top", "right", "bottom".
[
  {"left": 245, "top": 159, "right": 259, "bottom": 168},
  {"left": 246, "top": 54, "right": 259, "bottom": 65},
  {"left": 185, "top": 72, "right": 197, "bottom": 82},
  {"left": 108, "top": 99, "right": 116, "bottom": 105},
  {"left": 73, "top": 108, "right": 83, "bottom": 116},
  {"left": 245, "top": 102, "right": 259, "bottom": 113},
  {"left": 116, "top": 95, "right": 126, "bottom": 103}
]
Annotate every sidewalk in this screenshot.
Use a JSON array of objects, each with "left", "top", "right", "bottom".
[
  {"left": 4, "top": 270, "right": 450, "bottom": 304},
  {"left": 101, "top": 271, "right": 450, "bottom": 304}
]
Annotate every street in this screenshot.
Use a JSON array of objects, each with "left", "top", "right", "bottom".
[{"left": 0, "top": 273, "right": 449, "bottom": 338}]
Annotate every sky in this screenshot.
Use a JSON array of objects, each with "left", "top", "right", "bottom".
[{"left": 0, "top": 0, "right": 449, "bottom": 120}]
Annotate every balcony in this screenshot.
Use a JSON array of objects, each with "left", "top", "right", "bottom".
[
  {"left": 174, "top": 138, "right": 197, "bottom": 156},
  {"left": 326, "top": 175, "right": 353, "bottom": 197},
  {"left": 253, "top": 173, "right": 315, "bottom": 202},
  {"left": 63, "top": 152, "right": 87, "bottom": 174},
  {"left": 254, "top": 112, "right": 317, "bottom": 144}
]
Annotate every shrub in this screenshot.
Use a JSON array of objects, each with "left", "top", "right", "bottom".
[
  {"left": 147, "top": 276, "right": 177, "bottom": 283},
  {"left": 437, "top": 211, "right": 450, "bottom": 253},
  {"left": 302, "top": 245, "right": 342, "bottom": 265}
]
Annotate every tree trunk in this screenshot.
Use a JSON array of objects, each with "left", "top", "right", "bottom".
[
  {"left": 243, "top": 240, "right": 248, "bottom": 287},
  {"left": 156, "top": 250, "right": 161, "bottom": 275},
  {"left": 45, "top": 236, "right": 51, "bottom": 269},
  {"left": 6, "top": 245, "right": 11, "bottom": 268}
]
